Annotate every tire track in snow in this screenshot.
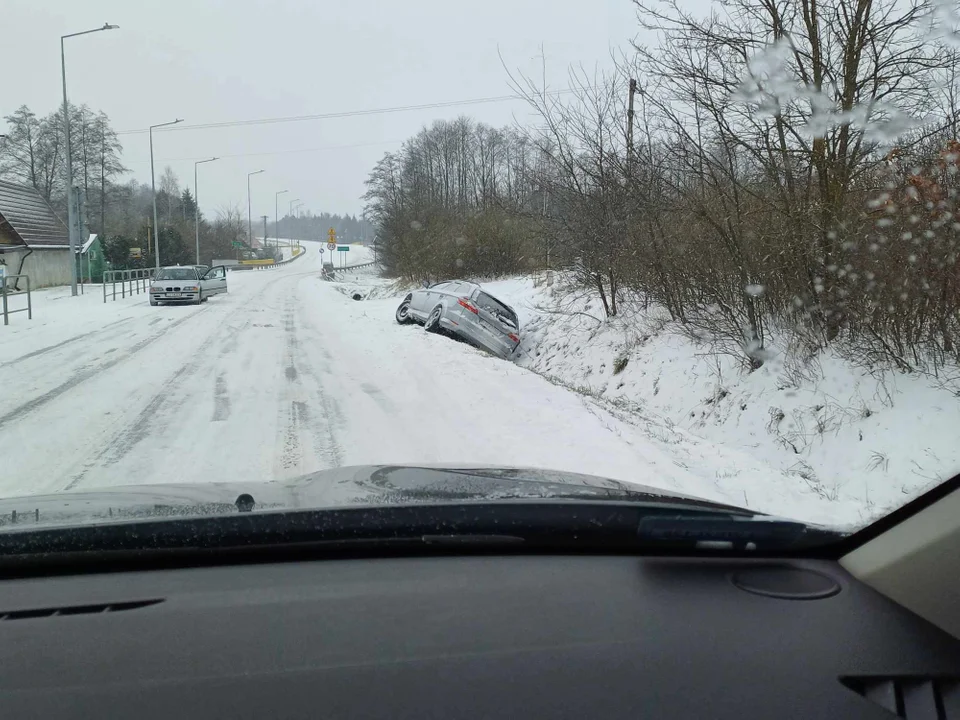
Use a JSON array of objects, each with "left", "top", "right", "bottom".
[
  {"left": 56, "top": 264, "right": 317, "bottom": 491},
  {"left": 275, "top": 293, "right": 343, "bottom": 474},
  {"left": 293, "top": 292, "right": 344, "bottom": 468},
  {"left": 0, "top": 317, "right": 134, "bottom": 369},
  {"left": 0, "top": 309, "right": 208, "bottom": 431},
  {"left": 5, "top": 266, "right": 290, "bottom": 434},
  {"left": 60, "top": 296, "right": 266, "bottom": 491},
  {"left": 62, "top": 354, "right": 210, "bottom": 491}
]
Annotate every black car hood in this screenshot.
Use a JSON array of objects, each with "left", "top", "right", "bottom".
[{"left": 0, "top": 465, "right": 753, "bottom": 532}]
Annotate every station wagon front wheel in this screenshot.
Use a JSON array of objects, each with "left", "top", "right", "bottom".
[{"left": 396, "top": 298, "right": 414, "bottom": 324}]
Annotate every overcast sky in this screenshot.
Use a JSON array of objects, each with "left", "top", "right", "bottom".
[{"left": 3, "top": 0, "right": 640, "bottom": 223}]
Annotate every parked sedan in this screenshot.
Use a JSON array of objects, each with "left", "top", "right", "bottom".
[
  {"left": 149, "top": 265, "right": 228, "bottom": 306},
  {"left": 396, "top": 280, "right": 521, "bottom": 358}
]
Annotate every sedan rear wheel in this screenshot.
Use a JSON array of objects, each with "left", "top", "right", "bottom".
[
  {"left": 425, "top": 304, "right": 444, "bottom": 333},
  {"left": 395, "top": 299, "right": 413, "bottom": 325}
]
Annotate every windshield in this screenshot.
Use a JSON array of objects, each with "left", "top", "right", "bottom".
[
  {"left": 1, "top": 0, "right": 958, "bottom": 548},
  {"left": 155, "top": 269, "right": 197, "bottom": 281}
]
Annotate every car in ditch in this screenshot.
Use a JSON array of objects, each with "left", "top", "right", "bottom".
[
  {"left": 149, "top": 265, "right": 228, "bottom": 306},
  {"left": 396, "top": 280, "right": 521, "bottom": 358}
]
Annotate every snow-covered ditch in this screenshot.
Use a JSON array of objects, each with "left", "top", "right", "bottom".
[
  {"left": 477, "top": 274, "right": 960, "bottom": 526},
  {"left": 323, "top": 270, "right": 958, "bottom": 527}
]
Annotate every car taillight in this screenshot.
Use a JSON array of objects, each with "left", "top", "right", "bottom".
[
  {"left": 458, "top": 299, "right": 479, "bottom": 314},
  {"left": 508, "top": 333, "right": 520, "bottom": 343}
]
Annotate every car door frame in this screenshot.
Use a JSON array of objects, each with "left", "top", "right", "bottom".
[
  {"left": 201, "top": 265, "right": 227, "bottom": 295},
  {"left": 412, "top": 282, "right": 441, "bottom": 318}
]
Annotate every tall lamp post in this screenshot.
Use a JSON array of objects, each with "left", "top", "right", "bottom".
[
  {"left": 194, "top": 157, "right": 218, "bottom": 264},
  {"left": 296, "top": 203, "right": 305, "bottom": 249},
  {"left": 247, "top": 170, "right": 264, "bottom": 246},
  {"left": 287, "top": 198, "right": 300, "bottom": 246},
  {"left": 274, "top": 190, "right": 288, "bottom": 251},
  {"left": 62, "top": 22, "right": 118, "bottom": 297},
  {"left": 150, "top": 118, "right": 183, "bottom": 271},
  {"left": 292, "top": 200, "right": 303, "bottom": 248}
]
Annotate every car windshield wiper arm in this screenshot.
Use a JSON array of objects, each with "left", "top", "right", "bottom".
[
  {"left": 0, "top": 500, "right": 844, "bottom": 562},
  {"left": 635, "top": 515, "right": 835, "bottom": 550}
]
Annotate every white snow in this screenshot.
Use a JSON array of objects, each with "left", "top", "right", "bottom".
[
  {"left": 2, "top": 248, "right": 943, "bottom": 529},
  {"left": 479, "top": 274, "right": 960, "bottom": 527}
]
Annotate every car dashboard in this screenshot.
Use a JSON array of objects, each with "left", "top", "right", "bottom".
[{"left": 2, "top": 553, "right": 959, "bottom": 719}]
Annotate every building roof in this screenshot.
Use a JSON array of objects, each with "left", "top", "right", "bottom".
[{"left": 0, "top": 180, "right": 69, "bottom": 248}]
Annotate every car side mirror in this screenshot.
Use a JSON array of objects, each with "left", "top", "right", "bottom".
[{"left": 422, "top": 280, "right": 430, "bottom": 288}]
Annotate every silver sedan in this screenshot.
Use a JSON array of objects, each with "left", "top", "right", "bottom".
[
  {"left": 395, "top": 280, "right": 521, "bottom": 358},
  {"left": 149, "top": 265, "right": 228, "bottom": 306}
]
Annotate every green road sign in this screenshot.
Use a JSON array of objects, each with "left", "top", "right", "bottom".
[
  {"left": 231, "top": 241, "right": 244, "bottom": 248},
  {"left": 337, "top": 246, "right": 350, "bottom": 252}
]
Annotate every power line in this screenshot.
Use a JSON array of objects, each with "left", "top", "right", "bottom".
[
  {"left": 123, "top": 138, "right": 407, "bottom": 165},
  {"left": 115, "top": 89, "right": 572, "bottom": 136}
]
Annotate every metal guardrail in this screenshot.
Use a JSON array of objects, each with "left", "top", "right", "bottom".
[
  {"left": 1, "top": 274, "right": 31, "bottom": 326},
  {"left": 337, "top": 261, "right": 377, "bottom": 273},
  {"left": 228, "top": 246, "right": 306, "bottom": 271},
  {"left": 103, "top": 269, "right": 155, "bottom": 303}
]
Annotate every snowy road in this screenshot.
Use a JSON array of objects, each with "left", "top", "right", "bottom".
[{"left": 1, "top": 242, "right": 851, "bottom": 524}]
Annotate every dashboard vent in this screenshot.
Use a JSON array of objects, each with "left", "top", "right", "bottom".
[
  {"left": 0, "top": 599, "right": 163, "bottom": 621},
  {"left": 841, "top": 676, "right": 960, "bottom": 718}
]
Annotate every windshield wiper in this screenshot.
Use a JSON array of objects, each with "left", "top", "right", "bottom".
[
  {"left": 0, "top": 500, "right": 844, "bottom": 566},
  {"left": 635, "top": 515, "right": 836, "bottom": 551}
]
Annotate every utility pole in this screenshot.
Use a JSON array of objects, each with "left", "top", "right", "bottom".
[{"left": 261, "top": 215, "right": 268, "bottom": 253}]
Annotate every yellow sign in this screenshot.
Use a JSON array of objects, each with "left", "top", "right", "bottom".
[
  {"left": 328, "top": 227, "right": 337, "bottom": 241},
  {"left": 129, "top": 247, "right": 143, "bottom": 259}
]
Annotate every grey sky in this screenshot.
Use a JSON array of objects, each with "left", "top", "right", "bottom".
[{"left": 4, "top": 0, "right": 638, "bottom": 223}]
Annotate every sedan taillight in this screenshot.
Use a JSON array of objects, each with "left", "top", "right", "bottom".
[
  {"left": 458, "top": 299, "right": 479, "bottom": 314},
  {"left": 508, "top": 333, "right": 520, "bottom": 343}
]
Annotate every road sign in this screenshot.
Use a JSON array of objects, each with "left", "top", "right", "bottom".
[
  {"left": 327, "top": 242, "right": 337, "bottom": 251},
  {"left": 337, "top": 246, "right": 350, "bottom": 252},
  {"left": 319, "top": 248, "right": 325, "bottom": 254},
  {"left": 231, "top": 241, "right": 244, "bottom": 248}
]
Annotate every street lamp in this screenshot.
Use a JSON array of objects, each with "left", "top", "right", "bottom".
[
  {"left": 194, "top": 157, "right": 218, "bottom": 264},
  {"left": 274, "top": 190, "right": 288, "bottom": 251},
  {"left": 288, "top": 198, "right": 300, "bottom": 244},
  {"left": 150, "top": 118, "right": 184, "bottom": 270},
  {"left": 61, "top": 22, "right": 118, "bottom": 297},
  {"left": 247, "top": 170, "right": 264, "bottom": 246},
  {"left": 293, "top": 202, "right": 305, "bottom": 250}
]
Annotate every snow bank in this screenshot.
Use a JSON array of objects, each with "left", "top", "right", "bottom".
[{"left": 480, "top": 274, "right": 960, "bottom": 526}]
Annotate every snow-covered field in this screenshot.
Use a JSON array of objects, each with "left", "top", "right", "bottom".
[{"left": 3, "top": 248, "right": 940, "bottom": 528}]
